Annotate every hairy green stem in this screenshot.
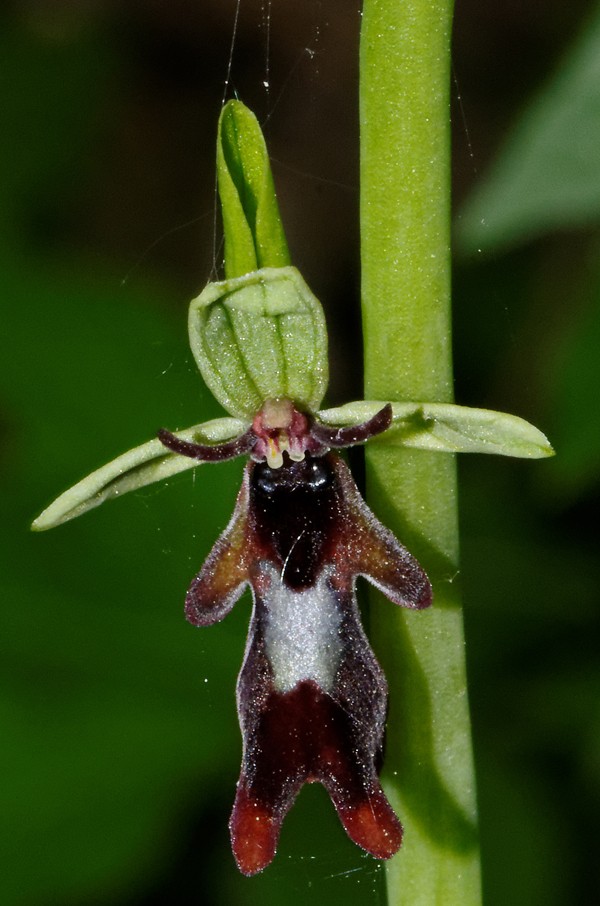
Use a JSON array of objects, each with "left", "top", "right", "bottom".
[{"left": 360, "top": 1, "right": 482, "bottom": 903}]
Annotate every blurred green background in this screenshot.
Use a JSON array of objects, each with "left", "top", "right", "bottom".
[{"left": 2, "top": 2, "right": 599, "bottom": 904}]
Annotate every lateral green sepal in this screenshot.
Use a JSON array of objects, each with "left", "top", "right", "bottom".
[
  {"left": 188, "top": 266, "right": 329, "bottom": 419},
  {"left": 318, "top": 401, "right": 554, "bottom": 458},
  {"left": 31, "top": 417, "right": 247, "bottom": 531}
]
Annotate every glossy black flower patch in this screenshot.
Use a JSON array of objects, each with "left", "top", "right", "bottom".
[{"left": 163, "top": 403, "right": 432, "bottom": 875}]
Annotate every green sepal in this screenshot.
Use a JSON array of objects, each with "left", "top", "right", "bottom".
[
  {"left": 188, "top": 266, "right": 329, "bottom": 419},
  {"left": 319, "top": 401, "right": 554, "bottom": 458},
  {"left": 217, "top": 100, "right": 290, "bottom": 278},
  {"left": 31, "top": 417, "right": 247, "bottom": 531}
]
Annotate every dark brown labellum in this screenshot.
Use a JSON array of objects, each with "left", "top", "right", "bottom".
[{"left": 182, "top": 450, "right": 431, "bottom": 875}]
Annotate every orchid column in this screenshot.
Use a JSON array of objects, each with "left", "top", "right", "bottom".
[{"left": 360, "top": 1, "right": 482, "bottom": 903}]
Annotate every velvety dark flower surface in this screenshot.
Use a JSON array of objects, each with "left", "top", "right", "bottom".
[{"left": 159, "top": 398, "right": 432, "bottom": 874}]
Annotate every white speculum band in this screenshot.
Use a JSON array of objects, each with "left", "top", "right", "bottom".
[{"left": 262, "top": 566, "right": 343, "bottom": 693}]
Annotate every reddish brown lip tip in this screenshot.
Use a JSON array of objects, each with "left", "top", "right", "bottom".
[
  {"left": 230, "top": 791, "right": 280, "bottom": 876},
  {"left": 337, "top": 794, "right": 403, "bottom": 860}
]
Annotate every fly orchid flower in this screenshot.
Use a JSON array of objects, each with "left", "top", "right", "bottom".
[
  {"left": 158, "top": 395, "right": 431, "bottom": 874},
  {"left": 32, "top": 101, "right": 553, "bottom": 876}
]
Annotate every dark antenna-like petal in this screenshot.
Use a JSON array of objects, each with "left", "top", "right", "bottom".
[
  {"left": 157, "top": 428, "right": 254, "bottom": 462},
  {"left": 312, "top": 403, "right": 393, "bottom": 448}
]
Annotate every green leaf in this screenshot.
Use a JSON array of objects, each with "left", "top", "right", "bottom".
[
  {"left": 217, "top": 100, "right": 290, "bottom": 278},
  {"left": 319, "top": 401, "right": 554, "bottom": 458},
  {"left": 189, "top": 266, "right": 329, "bottom": 418},
  {"left": 456, "top": 6, "right": 600, "bottom": 254},
  {"left": 32, "top": 417, "right": 246, "bottom": 531}
]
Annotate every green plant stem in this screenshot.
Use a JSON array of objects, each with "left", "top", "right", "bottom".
[{"left": 360, "top": 1, "right": 482, "bottom": 904}]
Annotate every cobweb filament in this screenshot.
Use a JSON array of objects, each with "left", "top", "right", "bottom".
[
  {"left": 261, "top": 0, "right": 272, "bottom": 102},
  {"left": 223, "top": 0, "right": 242, "bottom": 105}
]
